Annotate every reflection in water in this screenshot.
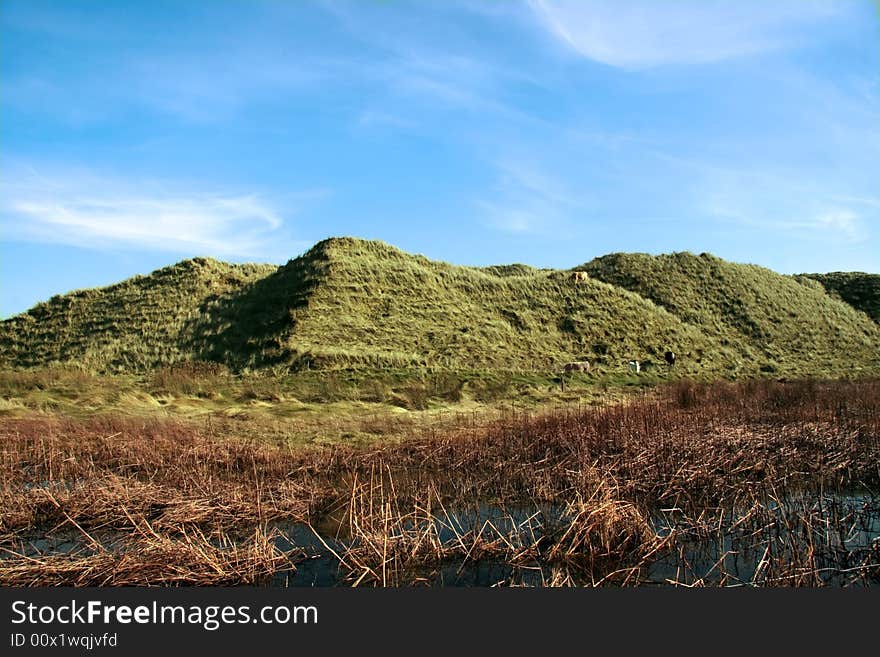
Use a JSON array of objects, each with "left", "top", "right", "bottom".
[
  {"left": 265, "top": 492, "right": 879, "bottom": 587},
  {"left": 8, "top": 492, "right": 878, "bottom": 587},
  {"left": 646, "top": 493, "right": 880, "bottom": 586},
  {"left": 270, "top": 522, "right": 342, "bottom": 587}
]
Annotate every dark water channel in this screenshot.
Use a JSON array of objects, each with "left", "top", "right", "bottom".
[
  {"left": 644, "top": 492, "right": 880, "bottom": 586},
  {"left": 6, "top": 492, "right": 878, "bottom": 587},
  {"left": 268, "top": 491, "right": 880, "bottom": 587}
]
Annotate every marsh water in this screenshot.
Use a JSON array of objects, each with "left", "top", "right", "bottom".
[
  {"left": 8, "top": 491, "right": 878, "bottom": 587},
  {"left": 268, "top": 491, "right": 880, "bottom": 587}
]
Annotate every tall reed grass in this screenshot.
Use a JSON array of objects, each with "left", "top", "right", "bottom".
[{"left": 1, "top": 378, "right": 877, "bottom": 585}]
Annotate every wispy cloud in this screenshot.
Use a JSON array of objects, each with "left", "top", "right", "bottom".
[
  {"left": 1, "top": 2, "right": 341, "bottom": 125},
  {"left": 3, "top": 0, "right": 543, "bottom": 129},
  {"left": 528, "top": 0, "right": 845, "bottom": 69},
  {"left": 477, "top": 158, "right": 586, "bottom": 234},
  {"left": 692, "top": 162, "right": 876, "bottom": 245},
  {"left": 711, "top": 204, "right": 871, "bottom": 244},
  {"left": 812, "top": 210, "right": 867, "bottom": 242},
  {"left": 1, "top": 167, "right": 317, "bottom": 259},
  {"left": 127, "top": 51, "right": 335, "bottom": 124},
  {"left": 356, "top": 110, "right": 418, "bottom": 130},
  {"left": 318, "top": 1, "right": 548, "bottom": 125}
]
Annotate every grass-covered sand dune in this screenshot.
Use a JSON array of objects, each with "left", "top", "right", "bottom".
[
  {"left": 797, "top": 272, "right": 880, "bottom": 325},
  {"left": 2, "top": 237, "right": 879, "bottom": 378},
  {"left": 581, "top": 251, "right": 880, "bottom": 377},
  {"left": 0, "top": 258, "right": 276, "bottom": 372}
]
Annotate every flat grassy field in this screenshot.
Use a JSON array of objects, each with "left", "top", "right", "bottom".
[{"left": 0, "top": 365, "right": 647, "bottom": 446}]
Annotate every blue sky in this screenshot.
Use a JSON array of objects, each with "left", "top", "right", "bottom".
[{"left": 2, "top": 0, "right": 878, "bottom": 318}]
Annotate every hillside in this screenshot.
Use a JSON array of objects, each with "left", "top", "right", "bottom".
[
  {"left": 796, "top": 272, "right": 880, "bottom": 324},
  {"left": 256, "top": 238, "right": 713, "bottom": 372},
  {"left": 2, "top": 238, "right": 879, "bottom": 377},
  {"left": 580, "top": 252, "right": 880, "bottom": 376},
  {"left": 0, "top": 259, "right": 276, "bottom": 372}
]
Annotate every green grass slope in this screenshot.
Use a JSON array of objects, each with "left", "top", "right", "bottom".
[
  {"left": 275, "top": 238, "right": 713, "bottom": 372},
  {"left": 2, "top": 238, "right": 879, "bottom": 378},
  {"left": 796, "top": 272, "right": 880, "bottom": 324},
  {"left": 0, "top": 259, "right": 276, "bottom": 372},
  {"left": 581, "top": 252, "right": 880, "bottom": 377}
]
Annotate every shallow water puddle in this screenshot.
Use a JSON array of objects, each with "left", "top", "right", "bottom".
[
  {"left": 266, "top": 492, "right": 880, "bottom": 587},
  {"left": 5, "top": 492, "right": 877, "bottom": 586},
  {"left": 645, "top": 493, "right": 880, "bottom": 586}
]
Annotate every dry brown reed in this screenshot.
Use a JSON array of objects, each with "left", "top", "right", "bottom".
[
  {"left": 0, "top": 526, "right": 289, "bottom": 586},
  {"left": 1, "top": 378, "right": 878, "bottom": 586}
]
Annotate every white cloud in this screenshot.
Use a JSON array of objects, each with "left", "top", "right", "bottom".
[
  {"left": 128, "top": 52, "right": 330, "bottom": 123},
  {"left": 477, "top": 201, "right": 544, "bottom": 233},
  {"left": 357, "top": 110, "right": 418, "bottom": 130},
  {"left": 1, "top": 167, "right": 316, "bottom": 259},
  {"left": 4, "top": 0, "right": 543, "bottom": 129},
  {"left": 316, "top": 1, "right": 550, "bottom": 125},
  {"left": 528, "top": 0, "right": 844, "bottom": 69},
  {"left": 812, "top": 210, "right": 868, "bottom": 242},
  {"left": 477, "top": 158, "right": 586, "bottom": 234},
  {"left": 692, "top": 162, "right": 875, "bottom": 245}
]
